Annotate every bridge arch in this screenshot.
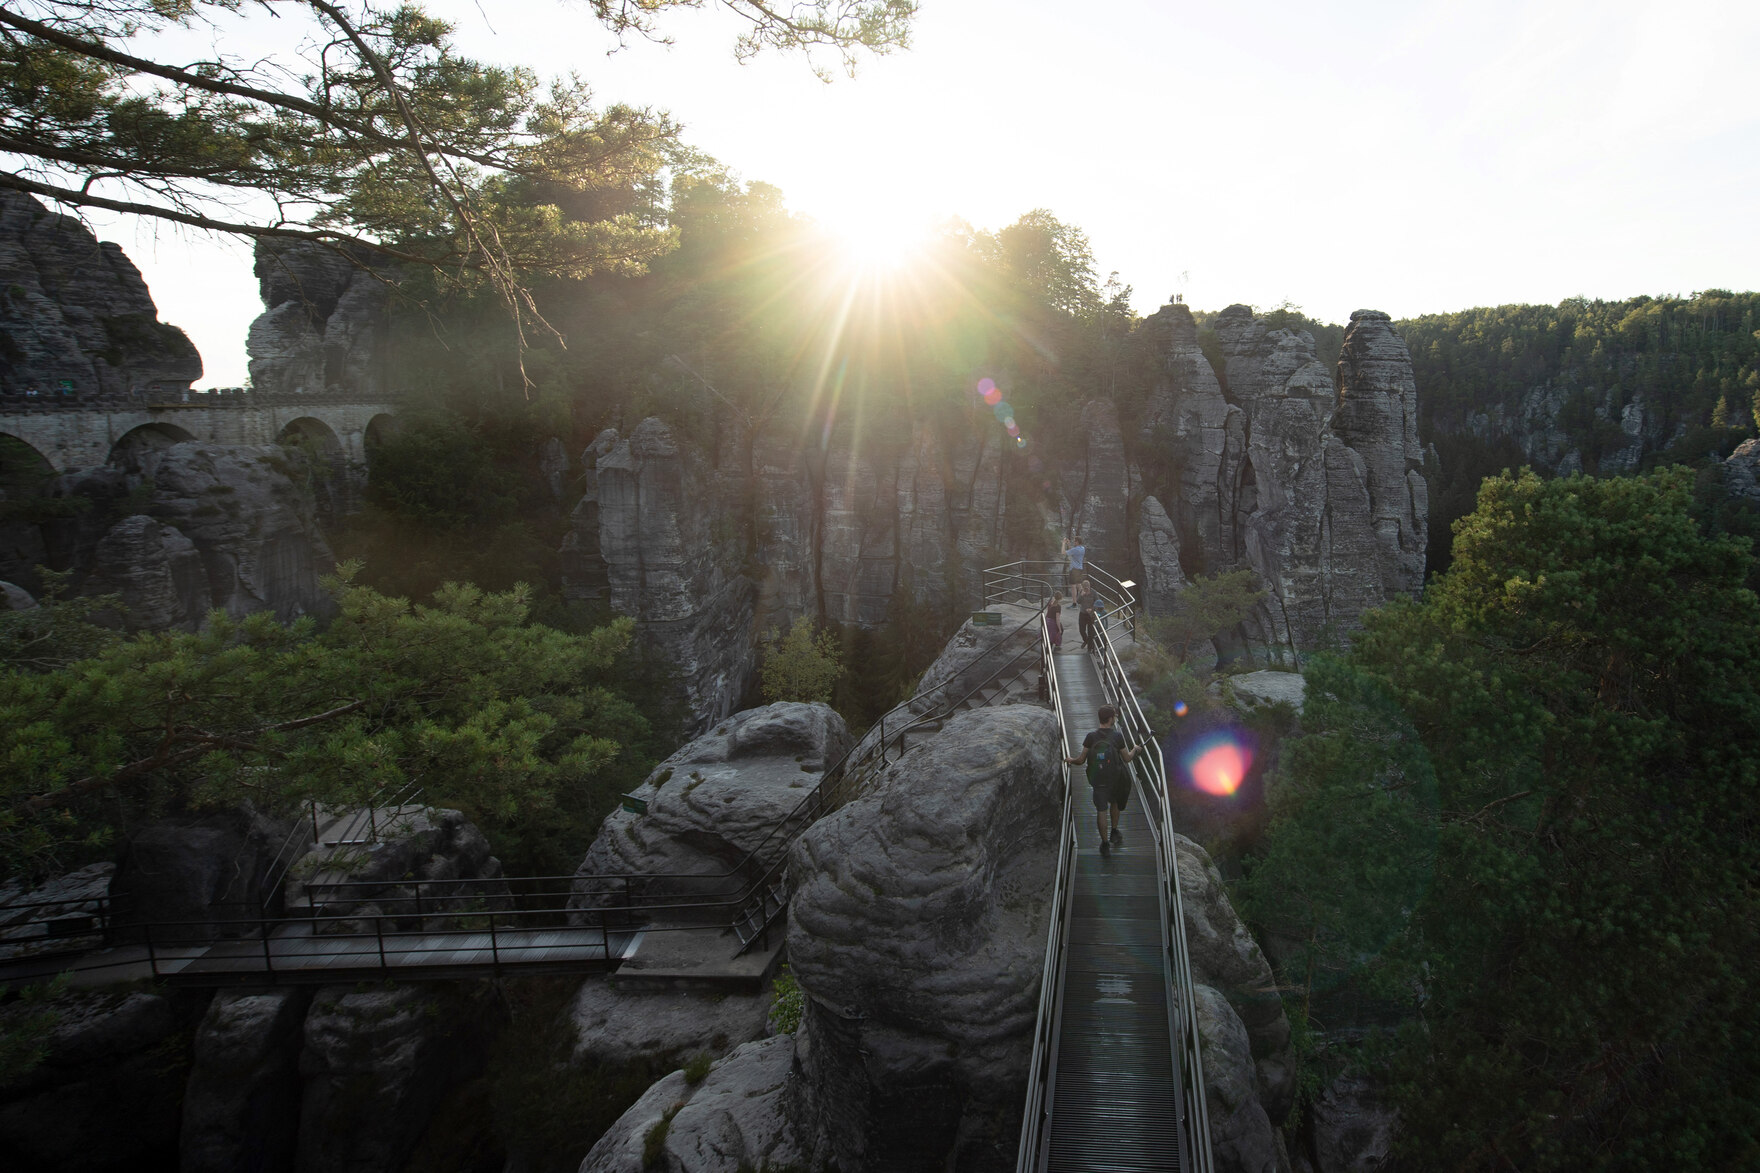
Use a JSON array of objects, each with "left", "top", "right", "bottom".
[
  {"left": 363, "top": 412, "right": 400, "bottom": 456},
  {"left": 1, "top": 432, "right": 56, "bottom": 497},
  {"left": 277, "top": 416, "right": 345, "bottom": 457},
  {"left": 108, "top": 422, "right": 197, "bottom": 469}
]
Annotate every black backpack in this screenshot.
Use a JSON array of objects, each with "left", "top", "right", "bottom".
[{"left": 1087, "top": 729, "right": 1126, "bottom": 786}]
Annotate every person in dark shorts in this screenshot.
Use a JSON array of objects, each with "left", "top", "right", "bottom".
[
  {"left": 1078, "top": 593, "right": 1099, "bottom": 651},
  {"left": 1063, "top": 705, "right": 1143, "bottom": 857}
]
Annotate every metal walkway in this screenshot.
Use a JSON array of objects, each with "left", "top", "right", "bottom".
[
  {"left": 1046, "top": 648, "right": 1182, "bottom": 1170},
  {"left": 993, "top": 563, "right": 1214, "bottom": 1173}
]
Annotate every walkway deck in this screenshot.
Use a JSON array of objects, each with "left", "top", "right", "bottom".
[{"left": 1043, "top": 645, "right": 1182, "bottom": 1172}]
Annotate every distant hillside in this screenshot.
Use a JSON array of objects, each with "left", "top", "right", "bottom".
[{"left": 1397, "top": 291, "right": 1760, "bottom": 570}]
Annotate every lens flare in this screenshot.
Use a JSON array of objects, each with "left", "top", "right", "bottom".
[
  {"left": 1185, "top": 732, "right": 1251, "bottom": 797},
  {"left": 992, "top": 401, "right": 1012, "bottom": 420},
  {"left": 977, "top": 377, "right": 995, "bottom": 396},
  {"left": 1174, "top": 700, "right": 1189, "bottom": 718}
]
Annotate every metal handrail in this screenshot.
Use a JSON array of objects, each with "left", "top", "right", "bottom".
[
  {"left": 1090, "top": 609, "right": 1215, "bottom": 1173},
  {"left": 1013, "top": 563, "right": 1213, "bottom": 1173},
  {"left": 983, "top": 560, "right": 1138, "bottom": 639},
  {"left": 1015, "top": 604, "right": 1078, "bottom": 1172}
]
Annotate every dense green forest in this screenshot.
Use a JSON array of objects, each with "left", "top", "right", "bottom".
[
  {"left": 1240, "top": 467, "right": 1760, "bottom": 1168},
  {"left": 1400, "top": 292, "right": 1760, "bottom": 569}
]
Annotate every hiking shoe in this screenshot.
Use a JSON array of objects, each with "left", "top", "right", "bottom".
[
  {"left": 1099, "top": 838, "right": 1111, "bottom": 858},
  {"left": 1110, "top": 827, "right": 1124, "bottom": 848}
]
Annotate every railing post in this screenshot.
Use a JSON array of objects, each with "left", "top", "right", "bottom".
[
  {"left": 375, "top": 912, "right": 386, "bottom": 969},
  {"left": 489, "top": 908, "right": 501, "bottom": 976},
  {"left": 261, "top": 914, "right": 274, "bottom": 978},
  {"left": 145, "top": 920, "right": 158, "bottom": 978}
]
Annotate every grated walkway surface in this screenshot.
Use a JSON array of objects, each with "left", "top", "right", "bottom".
[{"left": 1045, "top": 646, "right": 1181, "bottom": 1172}]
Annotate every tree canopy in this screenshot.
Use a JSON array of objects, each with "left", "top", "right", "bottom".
[
  {"left": 0, "top": 0, "right": 916, "bottom": 356},
  {"left": 0, "top": 569, "right": 657, "bottom": 877},
  {"left": 1241, "top": 467, "right": 1760, "bottom": 1167}
]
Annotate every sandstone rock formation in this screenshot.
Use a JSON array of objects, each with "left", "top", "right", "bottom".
[
  {"left": 560, "top": 416, "right": 1017, "bottom": 729},
  {"left": 79, "top": 442, "right": 336, "bottom": 627},
  {"left": 285, "top": 806, "right": 509, "bottom": 928},
  {"left": 908, "top": 600, "right": 1043, "bottom": 711},
  {"left": 570, "top": 702, "right": 850, "bottom": 911},
  {"left": 112, "top": 807, "right": 295, "bottom": 939},
  {"left": 1173, "top": 833, "right": 1295, "bottom": 1124},
  {"left": 181, "top": 987, "right": 312, "bottom": 1173},
  {"left": 247, "top": 241, "right": 388, "bottom": 398},
  {"left": 1195, "top": 983, "right": 1281, "bottom": 1173},
  {"left": 295, "top": 982, "right": 497, "bottom": 1173},
  {"left": 1300, "top": 1073, "right": 1397, "bottom": 1173},
  {"left": 0, "top": 861, "right": 113, "bottom": 957},
  {"left": 569, "top": 981, "right": 774, "bottom": 1070},
  {"left": 0, "top": 986, "right": 208, "bottom": 1171},
  {"left": 578, "top": 1034, "right": 805, "bottom": 1173},
  {"left": 787, "top": 704, "right": 1061, "bottom": 1170},
  {"left": 0, "top": 190, "right": 201, "bottom": 397}
]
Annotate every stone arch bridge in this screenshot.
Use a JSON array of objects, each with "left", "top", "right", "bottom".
[{"left": 0, "top": 391, "right": 399, "bottom": 475}]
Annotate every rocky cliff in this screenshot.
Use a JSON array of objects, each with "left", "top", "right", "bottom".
[
  {"left": 560, "top": 302, "right": 1428, "bottom": 724},
  {"left": 0, "top": 190, "right": 202, "bottom": 397},
  {"left": 246, "top": 241, "right": 389, "bottom": 398}
]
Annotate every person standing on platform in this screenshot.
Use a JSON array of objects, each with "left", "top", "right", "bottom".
[
  {"left": 1062, "top": 534, "right": 1086, "bottom": 592},
  {"left": 1045, "top": 592, "right": 1065, "bottom": 651}
]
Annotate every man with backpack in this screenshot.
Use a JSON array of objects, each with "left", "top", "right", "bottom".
[{"left": 1064, "top": 705, "right": 1143, "bottom": 857}]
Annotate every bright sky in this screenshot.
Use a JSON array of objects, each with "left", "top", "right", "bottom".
[{"left": 88, "top": 0, "right": 1760, "bottom": 386}]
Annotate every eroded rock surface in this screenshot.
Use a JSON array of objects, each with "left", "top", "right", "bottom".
[
  {"left": 0, "top": 987, "right": 206, "bottom": 1172},
  {"left": 569, "top": 980, "right": 773, "bottom": 1070},
  {"left": 286, "top": 807, "right": 508, "bottom": 930},
  {"left": 787, "top": 704, "right": 1061, "bottom": 1171},
  {"left": 571, "top": 702, "right": 850, "bottom": 912},
  {"left": 113, "top": 807, "right": 295, "bottom": 939},
  {"left": 181, "top": 987, "right": 312, "bottom": 1173},
  {"left": 246, "top": 241, "right": 388, "bottom": 397},
  {"left": 296, "top": 983, "right": 496, "bottom": 1173},
  {"left": 1173, "top": 833, "right": 1294, "bottom": 1124},
  {"left": 0, "top": 189, "right": 201, "bottom": 397},
  {"left": 1195, "top": 983, "right": 1281, "bottom": 1173},
  {"left": 577, "top": 1035, "right": 804, "bottom": 1173}
]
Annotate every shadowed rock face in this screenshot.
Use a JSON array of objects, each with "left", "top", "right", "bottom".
[
  {"left": 569, "top": 702, "right": 851, "bottom": 912},
  {"left": 0, "top": 190, "right": 202, "bottom": 396},
  {"left": 182, "top": 987, "right": 313, "bottom": 1173},
  {"left": 1135, "top": 303, "right": 1428, "bottom": 657},
  {"left": 786, "top": 704, "right": 1062, "bottom": 1172},
  {"left": 247, "top": 241, "right": 388, "bottom": 397}
]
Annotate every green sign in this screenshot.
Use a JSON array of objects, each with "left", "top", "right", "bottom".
[
  {"left": 620, "top": 792, "right": 648, "bottom": 815},
  {"left": 971, "top": 611, "right": 1002, "bottom": 626}
]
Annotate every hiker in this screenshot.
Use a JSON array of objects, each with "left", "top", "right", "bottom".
[
  {"left": 1062, "top": 534, "right": 1086, "bottom": 589},
  {"left": 1079, "top": 593, "right": 1099, "bottom": 651},
  {"left": 1045, "top": 592, "right": 1065, "bottom": 651},
  {"left": 1064, "top": 705, "right": 1143, "bottom": 857}
]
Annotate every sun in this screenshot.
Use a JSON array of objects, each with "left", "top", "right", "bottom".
[{"left": 818, "top": 211, "right": 932, "bottom": 276}]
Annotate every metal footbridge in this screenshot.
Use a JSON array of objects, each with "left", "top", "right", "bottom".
[{"left": 985, "top": 563, "right": 1214, "bottom": 1173}]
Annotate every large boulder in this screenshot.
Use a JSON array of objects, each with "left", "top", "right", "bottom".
[
  {"left": 113, "top": 807, "right": 296, "bottom": 940},
  {"left": 0, "top": 189, "right": 201, "bottom": 397},
  {"left": 1173, "top": 834, "right": 1295, "bottom": 1124},
  {"left": 568, "top": 980, "right": 774, "bottom": 1070},
  {"left": 118, "top": 442, "right": 336, "bottom": 625},
  {"left": 786, "top": 704, "right": 1062, "bottom": 1170},
  {"left": 180, "top": 987, "right": 313, "bottom": 1173},
  {"left": 0, "top": 987, "right": 207, "bottom": 1172},
  {"left": 88, "top": 513, "right": 211, "bottom": 629},
  {"left": 577, "top": 1034, "right": 804, "bottom": 1173},
  {"left": 908, "top": 602, "right": 1043, "bottom": 711},
  {"left": 285, "top": 806, "right": 508, "bottom": 930},
  {"left": 570, "top": 702, "right": 850, "bottom": 912},
  {"left": 1194, "top": 984, "right": 1281, "bottom": 1173},
  {"left": 295, "top": 982, "right": 498, "bottom": 1173}
]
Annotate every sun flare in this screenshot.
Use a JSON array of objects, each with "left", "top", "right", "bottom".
[{"left": 819, "top": 213, "right": 932, "bottom": 276}]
